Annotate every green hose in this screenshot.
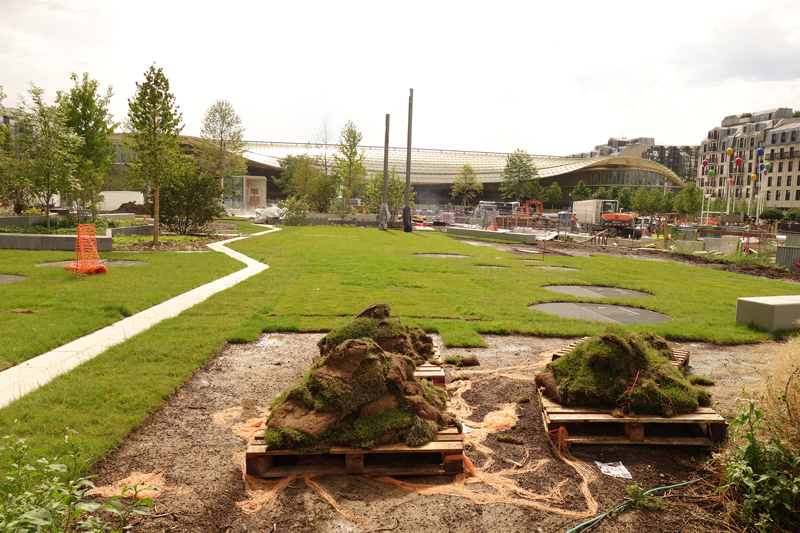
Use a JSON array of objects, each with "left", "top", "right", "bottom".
[{"left": 564, "top": 474, "right": 713, "bottom": 533}]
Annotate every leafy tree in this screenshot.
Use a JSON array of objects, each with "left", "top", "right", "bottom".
[
  {"left": 58, "top": 72, "right": 117, "bottom": 218},
  {"left": 632, "top": 188, "right": 650, "bottom": 214},
  {"left": 198, "top": 99, "right": 246, "bottom": 177},
  {"left": 451, "top": 164, "right": 482, "bottom": 205},
  {"left": 544, "top": 181, "right": 562, "bottom": 210},
  {"left": 276, "top": 152, "right": 337, "bottom": 212},
  {"left": 709, "top": 197, "right": 726, "bottom": 212},
  {"left": 649, "top": 188, "right": 664, "bottom": 214},
  {"left": 333, "top": 120, "right": 366, "bottom": 198},
  {"left": 14, "top": 84, "right": 81, "bottom": 228},
  {"left": 499, "top": 148, "right": 539, "bottom": 202},
  {"left": 146, "top": 161, "right": 226, "bottom": 235},
  {"left": 280, "top": 196, "right": 309, "bottom": 226},
  {"left": 363, "top": 166, "right": 415, "bottom": 221},
  {"left": 126, "top": 64, "right": 185, "bottom": 244},
  {"left": 759, "top": 207, "right": 785, "bottom": 222},
  {"left": 312, "top": 117, "right": 336, "bottom": 181},
  {"left": 591, "top": 186, "right": 609, "bottom": 200},
  {"left": 674, "top": 183, "right": 703, "bottom": 220},
  {"left": 793, "top": 111, "right": 800, "bottom": 118},
  {"left": 571, "top": 180, "right": 592, "bottom": 201},
  {"left": 663, "top": 191, "right": 675, "bottom": 213},
  {"left": 618, "top": 188, "right": 634, "bottom": 211},
  {"left": 608, "top": 184, "right": 621, "bottom": 201},
  {"left": 786, "top": 207, "right": 800, "bottom": 221}
]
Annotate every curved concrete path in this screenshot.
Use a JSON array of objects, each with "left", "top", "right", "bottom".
[{"left": 0, "top": 228, "right": 278, "bottom": 409}]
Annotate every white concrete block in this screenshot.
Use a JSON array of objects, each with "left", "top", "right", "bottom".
[{"left": 736, "top": 295, "right": 800, "bottom": 332}]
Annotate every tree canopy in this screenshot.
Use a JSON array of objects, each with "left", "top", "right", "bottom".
[
  {"left": 363, "top": 167, "right": 414, "bottom": 221},
  {"left": 126, "top": 64, "right": 185, "bottom": 243},
  {"left": 333, "top": 120, "right": 366, "bottom": 199},
  {"left": 544, "top": 182, "right": 562, "bottom": 209},
  {"left": 673, "top": 183, "right": 702, "bottom": 220},
  {"left": 199, "top": 99, "right": 246, "bottom": 177},
  {"left": 571, "top": 180, "right": 592, "bottom": 201},
  {"left": 499, "top": 148, "right": 539, "bottom": 202},
  {"left": 451, "top": 164, "right": 483, "bottom": 205}
]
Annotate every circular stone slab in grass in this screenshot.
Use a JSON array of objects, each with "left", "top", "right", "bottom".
[
  {"left": 529, "top": 302, "right": 670, "bottom": 324},
  {"left": 414, "top": 253, "right": 470, "bottom": 258},
  {"left": 543, "top": 285, "right": 652, "bottom": 299},
  {"left": 477, "top": 265, "right": 509, "bottom": 269},
  {"left": 0, "top": 274, "right": 25, "bottom": 284},
  {"left": 35, "top": 260, "right": 149, "bottom": 267},
  {"left": 528, "top": 265, "right": 579, "bottom": 271}
]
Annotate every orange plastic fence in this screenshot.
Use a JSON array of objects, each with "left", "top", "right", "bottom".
[{"left": 63, "top": 224, "right": 107, "bottom": 276}]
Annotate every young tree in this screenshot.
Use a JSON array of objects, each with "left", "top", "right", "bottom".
[
  {"left": 649, "top": 188, "right": 664, "bottom": 214},
  {"left": 147, "top": 160, "right": 226, "bottom": 235},
  {"left": 312, "top": 117, "right": 335, "bottom": 180},
  {"left": 333, "top": 120, "right": 366, "bottom": 198},
  {"left": 758, "top": 207, "right": 785, "bottom": 222},
  {"left": 277, "top": 154, "right": 322, "bottom": 198},
  {"left": 14, "top": 84, "right": 81, "bottom": 228},
  {"left": 591, "top": 186, "right": 609, "bottom": 200},
  {"left": 544, "top": 181, "right": 562, "bottom": 210},
  {"left": 663, "top": 191, "right": 675, "bottom": 213},
  {"left": 571, "top": 180, "right": 592, "bottom": 201},
  {"left": 618, "top": 188, "right": 634, "bottom": 211},
  {"left": 499, "top": 148, "right": 539, "bottom": 202},
  {"left": 632, "top": 187, "right": 651, "bottom": 214},
  {"left": 58, "top": 72, "right": 117, "bottom": 218},
  {"left": 674, "top": 183, "right": 703, "bottom": 220},
  {"left": 450, "top": 164, "right": 483, "bottom": 205},
  {"left": 363, "top": 167, "right": 415, "bottom": 221},
  {"left": 127, "top": 64, "right": 185, "bottom": 244},
  {"left": 608, "top": 184, "right": 621, "bottom": 201},
  {"left": 709, "top": 197, "right": 726, "bottom": 212},
  {"left": 198, "top": 99, "right": 246, "bottom": 177}
]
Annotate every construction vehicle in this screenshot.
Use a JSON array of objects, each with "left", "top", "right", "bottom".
[
  {"left": 512, "top": 200, "right": 544, "bottom": 218},
  {"left": 602, "top": 211, "right": 641, "bottom": 238},
  {"left": 571, "top": 199, "right": 641, "bottom": 238}
]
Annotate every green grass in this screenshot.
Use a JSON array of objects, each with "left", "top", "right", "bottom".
[
  {"left": 0, "top": 249, "right": 242, "bottom": 367},
  {"left": 227, "top": 226, "right": 799, "bottom": 345},
  {"left": 215, "top": 218, "right": 269, "bottom": 234}
]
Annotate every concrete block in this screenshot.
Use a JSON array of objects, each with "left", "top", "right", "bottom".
[
  {"left": 446, "top": 227, "right": 539, "bottom": 244},
  {"left": 704, "top": 236, "right": 738, "bottom": 254},
  {"left": 0, "top": 233, "right": 112, "bottom": 251},
  {"left": 736, "top": 295, "right": 800, "bottom": 332}
]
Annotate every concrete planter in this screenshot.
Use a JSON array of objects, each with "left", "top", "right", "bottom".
[
  {"left": 0, "top": 225, "right": 152, "bottom": 251},
  {"left": 0, "top": 215, "right": 53, "bottom": 228}
]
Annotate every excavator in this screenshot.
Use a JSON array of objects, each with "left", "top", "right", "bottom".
[{"left": 512, "top": 200, "right": 544, "bottom": 218}]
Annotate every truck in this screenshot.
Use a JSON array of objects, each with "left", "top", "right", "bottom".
[{"left": 570, "top": 199, "right": 619, "bottom": 226}]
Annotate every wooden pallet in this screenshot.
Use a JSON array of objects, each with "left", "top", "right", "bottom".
[
  {"left": 245, "top": 426, "right": 464, "bottom": 478},
  {"left": 414, "top": 362, "right": 445, "bottom": 386},
  {"left": 539, "top": 391, "right": 727, "bottom": 446},
  {"left": 541, "top": 337, "right": 690, "bottom": 374}
]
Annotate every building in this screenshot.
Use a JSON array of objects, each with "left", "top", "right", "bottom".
[
  {"left": 242, "top": 142, "right": 685, "bottom": 207},
  {"left": 642, "top": 145, "right": 699, "bottom": 183},
  {"left": 569, "top": 137, "right": 655, "bottom": 158},
  {"left": 697, "top": 108, "right": 800, "bottom": 211}
]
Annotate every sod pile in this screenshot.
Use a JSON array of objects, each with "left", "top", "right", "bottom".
[
  {"left": 535, "top": 328, "right": 712, "bottom": 417},
  {"left": 264, "top": 303, "right": 458, "bottom": 450}
]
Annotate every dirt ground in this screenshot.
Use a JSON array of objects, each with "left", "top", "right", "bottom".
[{"left": 88, "top": 237, "right": 796, "bottom": 533}]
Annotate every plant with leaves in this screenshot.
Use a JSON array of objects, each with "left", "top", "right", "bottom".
[
  {"left": 450, "top": 164, "right": 483, "bottom": 205},
  {"left": 14, "top": 84, "right": 81, "bottom": 228},
  {"left": 126, "top": 64, "right": 185, "bottom": 244},
  {"left": 570, "top": 180, "right": 592, "bottom": 201},
  {"left": 544, "top": 181, "right": 562, "bottom": 210},
  {"left": 58, "top": 72, "right": 117, "bottom": 218},
  {"left": 786, "top": 207, "right": 800, "bottom": 221},
  {"left": 145, "top": 160, "right": 227, "bottom": 235},
  {"left": 662, "top": 191, "right": 674, "bottom": 213},
  {"left": 363, "top": 166, "right": 415, "bottom": 221},
  {"left": 631, "top": 187, "right": 650, "bottom": 214},
  {"left": 607, "top": 184, "right": 621, "bottom": 201},
  {"left": 759, "top": 207, "right": 785, "bottom": 222},
  {"left": 279, "top": 196, "right": 309, "bottom": 226},
  {"left": 649, "top": 188, "right": 664, "bottom": 214},
  {"left": 198, "top": 99, "right": 246, "bottom": 178},
  {"left": 276, "top": 153, "right": 323, "bottom": 198},
  {"left": 499, "top": 148, "right": 539, "bottom": 202},
  {"left": 618, "top": 188, "right": 633, "bottom": 211},
  {"left": 673, "top": 183, "right": 702, "bottom": 220},
  {"left": 709, "top": 197, "right": 726, "bottom": 213},
  {"left": 333, "top": 120, "right": 366, "bottom": 199},
  {"left": 591, "top": 186, "right": 609, "bottom": 200}
]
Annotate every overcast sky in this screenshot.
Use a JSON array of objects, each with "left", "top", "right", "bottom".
[{"left": 3, "top": 0, "right": 800, "bottom": 156}]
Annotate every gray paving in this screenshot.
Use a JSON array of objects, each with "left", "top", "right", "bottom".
[
  {"left": 0, "top": 229, "right": 279, "bottom": 409},
  {"left": 0, "top": 274, "right": 25, "bottom": 284},
  {"left": 529, "top": 302, "right": 671, "bottom": 324},
  {"left": 543, "top": 285, "right": 652, "bottom": 298},
  {"left": 528, "top": 265, "right": 579, "bottom": 271},
  {"left": 415, "top": 253, "right": 470, "bottom": 258},
  {"left": 35, "top": 259, "right": 149, "bottom": 267}
]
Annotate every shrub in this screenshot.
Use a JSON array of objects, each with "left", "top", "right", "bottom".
[{"left": 279, "top": 196, "right": 309, "bottom": 226}]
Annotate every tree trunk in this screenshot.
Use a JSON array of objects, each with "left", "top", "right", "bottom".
[{"left": 154, "top": 181, "right": 160, "bottom": 245}]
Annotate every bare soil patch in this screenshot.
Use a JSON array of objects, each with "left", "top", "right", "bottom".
[{"left": 89, "top": 333, "right": 768, "bottom": 533}]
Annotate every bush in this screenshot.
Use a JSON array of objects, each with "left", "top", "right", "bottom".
[
  {"left": 759, "top": 208, "right": 785, "bottom": 222},
  {"left": 786, "top": 208, "right": 800, "bottom": 222},
  {"left": 279, "top": 196, "right": 309, "bottom": 226},
  {"left": 145, "top": 164, "right": 227, "bottom": 235}
]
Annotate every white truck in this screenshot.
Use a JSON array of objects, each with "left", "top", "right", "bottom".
[{"left": 570, "top": 199, "right": 619, "bottom": 226}]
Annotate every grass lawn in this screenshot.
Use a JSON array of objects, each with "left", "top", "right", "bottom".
[
  {"left": 227, "top": 226, "right": 800, "bottom": 346},
  {"left": 215, "top": 218, "right": 269, "bottom": 234},
  {"left": 2, "top": 225, "right": 799, "bottom": 463},
  {"left": 0, "top": 249, "right": 242, "bottom": 369}
]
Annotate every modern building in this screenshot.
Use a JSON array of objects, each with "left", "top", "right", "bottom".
[
  {"left": 569, "top": 137, "right": 655, "bottom": 159},
  {"left": 242, "top": 142, "right": 685, "bottom": 207},
  {"left": 697, "top": 108, "right": 800, "bottom": 211},
  {"left": 570, "top": 137, "right": 698, "bottom": 183}
]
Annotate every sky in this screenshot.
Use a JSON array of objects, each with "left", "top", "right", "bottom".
[{"left": 3, "top": 0, "right": 800, "bottom": 157}]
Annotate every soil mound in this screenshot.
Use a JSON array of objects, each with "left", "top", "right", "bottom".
[
  {"left": 109, "top": 201, "right": 145, "bottom": 215},
  {"left": 535, "top": 328, "right": 711, "bottom": 417},
  {"left": 264, "top": 304, "right": 457, "bottom": 450}
]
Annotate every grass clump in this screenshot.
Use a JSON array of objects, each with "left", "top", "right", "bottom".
[
  {"left": 444, "top": 356, "right": 462, "bottom": 365},
  {"left": 496, "top": 434, "right": 524, "bottom": 445},
  {"left": 689, "top": 375, "right": 715, "bottom": 386},
  {"left": 536, "top": 327, "right": 712, "bottom": 416},
  {"left": 626, "top": 483, "right": 667, "bottom": 510},
  {"left": 517, "top": 395, "right": 531, "bottom": 404}
]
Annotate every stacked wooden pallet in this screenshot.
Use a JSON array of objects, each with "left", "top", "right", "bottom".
[
  {"left": 541, "top": 337, "right": 691, "bottom": 374},
  {"left": 245, "top": 426, "right": 464, "bottom": 478}
]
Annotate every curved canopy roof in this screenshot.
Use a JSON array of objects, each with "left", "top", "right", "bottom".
[{"left": 244, "top": 142, "right": 686, "bottom": 187}]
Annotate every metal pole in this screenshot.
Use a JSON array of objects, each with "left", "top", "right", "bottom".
[
  {"left": 379, "top": 114, "right": 390, "bottom": 231},
  {"left": 403, "top": 88, "right": 414, "bottom": 233}
]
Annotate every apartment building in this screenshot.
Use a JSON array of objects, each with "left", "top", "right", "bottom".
[{"left": 697, "top": 108, "right": 800, "bottom": 211}]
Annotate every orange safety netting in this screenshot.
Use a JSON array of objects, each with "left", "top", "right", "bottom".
[
  {"left": 63, "top": 224, "right": 107, "bottom": 276},
  {"left": 87, "top": 470, "right": 193, "bottom": 500}
]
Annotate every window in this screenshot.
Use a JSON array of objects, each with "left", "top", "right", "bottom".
[
  {"left": 777, "top": 176, "right": 782, "bottom": 187},
  {"left": 250, "top": 188, "right": 259, "bottom": 195},
  {"left": 750, "top": 137, "right": 755, "bottom": 147},
  {"left": 790, "top": 161, "right": 795, "bottom": 172},
  {"left": 748, "top": 162, "right": 753, "bottom": 173},
  {"left": 779, "top": 162, "right": 784, "bottom": 172},
  {"left": 749, "top": 149, "right": 753, "bottom": 160},
  {"left": 781, "top": 132, "right": 787, "bottom": 142},
  {"left": 768, "top": 176, "right": 773, "bottom": 187},
  {"left": 786, "top": 190, "right": 791, "bottom": 201},
  {"left": 771, "top": 149, "right": 775, "bottom": 159},
  {"left": 780, "top": 149, "right": 785, "bottom": 159},
  {"left": 746, "top": 188, "right": 750, "bottom": 198},
  {"left": 788, "top": 176, "right": 793, "bottom": 187},
  {"left": 722, "top": 153, "right": 726, "bottom": 162},
  {"left": 772, "top": 134, "right": 778, "bottom": 143},
  {"left": 796, "top": 190, "right": 800, "bottom": 201},
  {"left": 767, "top": 191, "right": 772, "bottom": 200}
]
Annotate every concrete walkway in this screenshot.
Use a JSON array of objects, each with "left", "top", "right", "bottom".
[{"left": 0, "top": 228, "right": 278, "bottom": 409}]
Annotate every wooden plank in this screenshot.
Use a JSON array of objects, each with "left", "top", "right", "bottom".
[
  {"left": 548, "top": 413, "right": 726, "bottom": 424},
  {"left": 346, "top": 454, "right": 364, "bottom": 474},
  {"left": 565, "top": 435, "right": 714, "bottom": 446}
]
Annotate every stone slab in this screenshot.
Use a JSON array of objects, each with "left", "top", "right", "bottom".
[
  {"left": 446, "top": 227, "right": 539, "bottom": 244},
  {"left": 736, "top": 295, "right": 800, "bottom": 332}
]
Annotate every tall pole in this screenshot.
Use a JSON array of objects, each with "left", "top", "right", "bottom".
[
  {"left": 379, "top": 114, "right": 390, "bottom": 231},
  {"left": 403, "top": 88, "right": 414, "bottom": 233}
]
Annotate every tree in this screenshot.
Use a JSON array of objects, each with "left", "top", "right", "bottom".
[
  {"left": 58, "top": 72, "right": 117, "bottom": 218},
  {"left": 709, "top": 197, "right": 726, "bottom": 212},
  {"left": 674, "top": 183, "right": 703, "bottom": 220},
  {"left": 571, "top": 180, "right": 591, "bottom": 201},
  {"left": 198, "top": 99, "right": 246, "bottom": 177},
  {"left": 127, "top": 64, "right": 185, "bottom": 244},
  {"left": 544, "top": 182, "right": 562, "bottom": 210},
  {"left": 333, "top": 120, "right": 366, "bottom": 198},
  {"left": 618, "top": 188, "right": 634, "bottom": 211},
  {"left": 276, "top": 152, "right": 337, "bottom": 213},
  {"left": 759, "top": 208, "right": 785, "bottom": 222},
  {"left": 146, "top": 160, "right": 226, "bottom": 235},
  {"left": 591, "top": 186, "right": 609, "bottom": 200},
  {"left": 663, "top": 191, "right": 675, "bottom": 213},
  {"left": 608, "top": 184, "right": 621, "bottom": 201},
  {"left": 14, "top": 84, "right": 81, "bottom": 228},
  {"left": 632, "top": 187, "right": 650, "bottom": 214},
  {"left": 363, "top": 166, "right": 415, "bottom": 221},
  {"left": 499, "top": 148, "right": 539, "bottom": 202},
  {"left": 786, "top": 207, "right": 800, "bottom": 221},
  {"left": 649, "top": 188, "right": 664, "bottom": 214},
  {"left": 450, "top": 164, "right": 482, "bottom": 205}
]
